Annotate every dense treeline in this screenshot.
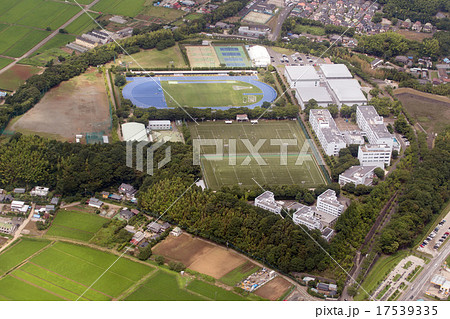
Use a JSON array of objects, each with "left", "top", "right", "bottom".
[
  {"left": 0, "top": 134, "right": 200, "bottom": 197},
  {"left": 379, "top": 0, "right": 449, "bottom": 24},
  {"left": 378, "top": 128, "right": 450, "bottom": 253},
  {"left": 139, "top": 177, "right": 331, "bottom": 273}
]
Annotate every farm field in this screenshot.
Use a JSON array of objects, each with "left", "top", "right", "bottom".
[
  {"left": 20, "top": 34, "right": 75, "bottom": 66},
  {"left": 0, "top": 239, "right": 50, "bottom": 276},
  {"left": 253, "top": 276, "right": 293, "bottom": 301},
  {"left": 0, "top": 57, "right": 13, "bottom": 69},
  {"left": 125, "top": 270, "right": 205, "bottom": 301},
  {"left": 0, "top": 64, "right": 41, "bottom": 91},
  {"left": 152, "top": 233, "right": 248, "bottom": 279},
  {"left": 0, "top": 25, "right": 49, "bottom": 58},
  {"left": 7, "top": 68, "right": 111, "bottom": 140},
  {"left": 92, "top": 0, "right": 147, "bottom": 17},
  {"left": 394, "top": 88, "right": 450, "bottom": 135},
  {"left": 0, "top": 241, "right": 154, "bottom": 300},
  {"left": 137, "top": 6, "right": 185, "bottom": 23},
  {"left": 186, "top": 280, "right": 247, "bottom": 301},
  {"left": 65, "top": 13, "right": 98, "bottom": 35},
  {"left": 117, "top": 46, "right": 187, "bottom": 68},
  {"left": 189, "top": 121, "right": 326, "bottom": 190},
  {"left": 46, "top": 210, "right": 108, "bottom": 242},
  {"left": 219, "top": 261, "right": 260, "bottom": 286}
]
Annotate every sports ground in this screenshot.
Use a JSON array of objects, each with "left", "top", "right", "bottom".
[
  {"left": 185, "top": 45, "right": 252, "bottom": 68},
  {"left": 122, "top": 75, "right": 277, "bottom": 110},
  {"left": 189, "top": 121, "right": 327, "bottom": 190}
]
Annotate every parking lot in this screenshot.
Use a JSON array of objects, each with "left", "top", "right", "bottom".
[
  {"left": 266, "top": 47, "right": 325, "bottom": 67},
  {"left": 418, "top": 212, "right": 450, "bottom": 256}
]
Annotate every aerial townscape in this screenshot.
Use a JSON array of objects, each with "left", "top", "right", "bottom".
[{"left": 0, "top": 0, "right": 449, "bottom": 314}]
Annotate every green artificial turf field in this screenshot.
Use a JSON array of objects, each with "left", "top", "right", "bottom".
[
  {"left": 46, "top": 210, "right": 108, "bottom": 241},
  {"left": 190, "top": 121, "right": 326, "bottom": 189},
  {"left": 0, "top": 241, "right": 154, "bottom": 300},
  {"left": 161, "top": 80, "right": 263, "bottom": 108}
]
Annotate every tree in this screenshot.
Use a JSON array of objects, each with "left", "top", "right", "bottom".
[
  {"left": 374, "top": 167, "right": 385, "bottom": 180},
  {"left": 155, "top": 255, "right": 165, "bottom": 265},
  {"left": 168, "top": 261, "right": 186, "bottom": 272},
  {"left": 137, "top": 245, "right": 152, "bottom": 260},
  {"left": 261, "top": 101, "right": 271, "bottom": 109},
  {"left": 394, "top": 116, "right": 410, "bottom": 135},
  {"left": 392, "top": 150, "right": 398, "bottom": 159},
  {"left": 114, "top": 74, "right": 126, "bottom": 87},
  {"left": 421, "top": 38, "right": 440, "bottom": 60}
]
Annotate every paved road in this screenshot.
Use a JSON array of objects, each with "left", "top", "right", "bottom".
[
  {"left": 269, "top": 5, "right": 294, "bottom": 42},
  {"left": 0, "top": 0, "right": 101, "bottom": 76},
  {"left": 0, "top": 204, "right": 35, "bottom": 254},
  {"left": 401, "top": 233, "right": 450, "bottom": 300}
]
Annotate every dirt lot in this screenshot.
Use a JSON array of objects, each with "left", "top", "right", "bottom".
[
  {"left": 152, "top": 233, "right": 247, "bottom": 278},
  {"left": 9, "top": 68, "right": 111, "bottom": 141},
  {"left": 0, "top": 236, "right": 8, "bottom": 248},
  {"left": 397, "top": 30, "right": 433, "bottom": 42},
  {"left": 0, "top": 64, "right": 42, "bottom": 91},
  {"left": 254, "top": 276, "right": 292, "bottom": 300}
]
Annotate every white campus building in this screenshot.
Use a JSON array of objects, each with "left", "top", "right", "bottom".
[
  {"left": 254, "top": 191, "right": 282, "bottom": 214},
  {"left": 290, "top": 203, "right": 323, "bottom": 230},
  {"left": 356, "top": 105, "right": 394, "bottom": 148},
  {"left": 295, "top": 86, "right": 333, "bottom": 110},
  {"left": 319, "top": 64, "right": 353, "bottom": 79},
  {"left": 285, "top": 66, "right": 320, "bottom": 88},
  {"left": 338, "top": 165, "right": 377, "bottom": 186},
  {"left": 309, "top": 109, "right": 346, "bottom": 156},
  {"left": 316, "top": 189, "right": 344, "bottom": 217},
  {"left": 121, "top": 122, "right": 149, "bottom": 142},
  {"left": 326, "top": 79, "right": 367, "bottom": 107},
  {"left": 247, "top": 45, "right": 271, "bottom": 67},
  {"left": 358, "top": 144, "right": 392, "bottom": 168},
  {"left": 148, "top": 120, "right": 171, "bottom": 130}
]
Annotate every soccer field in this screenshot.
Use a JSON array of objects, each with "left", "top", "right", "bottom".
[{"left": 189, "top": 121, "right": 326, "bottom": 190}]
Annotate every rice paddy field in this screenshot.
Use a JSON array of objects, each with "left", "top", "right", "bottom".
[
  {"left": 0, "top": 241, "right": 154, "bottom": 301},
  {"left": 92, "top": 0, "right": 147, "bottom": 17},
  {"left": 46, "top": 209, "right": 109, "bottom": 242},
  {"left": 0, "top": 25, "right": 49, "bottom": 58},
  {"left": 189, "top": 121, "right": 326, "bottom": 190}
]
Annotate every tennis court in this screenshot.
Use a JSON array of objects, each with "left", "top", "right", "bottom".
[
  {"left": 186, "top": 46, "right": 220, "bottom": 68},
  {"left": 214, "top": 46, "right": 252, "bottom": 68}
]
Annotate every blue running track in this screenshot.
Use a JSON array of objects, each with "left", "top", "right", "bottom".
[{"left": 122, "top": 76, "right": 277, "bottom": 110}]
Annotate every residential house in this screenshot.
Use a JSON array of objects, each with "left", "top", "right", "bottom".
[
  {"left": 88, "top": 198, "right": 103, "bottom": 209},
  {"left": 13, "top": 188, "right": 25, "bottom": 194},
  {"left": 118, "top": 183, "right": 137, "bottom": 197},
  {"left": 147, "top": 222, "right": 163, "bottom": 233},
  {"left": 30, "top": 186, "right": 49, "bottom": 197},
  {"left": 170, "top": 227, "right": 182, "bottom": 237},
  {"left": 130, "top": 231, "right": 145, "bottom": 245},
  {"left": 119, "top": 209, "right": 134, "bottom": 221}
]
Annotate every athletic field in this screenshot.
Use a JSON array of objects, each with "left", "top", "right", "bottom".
[
  {"left": 189, "top": 121, "right": 326, "bottom": 190},
  {"left": 122, "top": 75, "right": 277, "bottom": 110},
  {"left": 186, "top": 46, "right": 220, "bottom": 68}
]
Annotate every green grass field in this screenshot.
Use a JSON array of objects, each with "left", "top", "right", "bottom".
[
  {"left": 117, "top": 46, "right": 187, "bottom": 68},
  {"left": 0, "top": 56, "right": 13, "bottom": 69},
  {"left": 139, "top": 6, "right": 185, "bottom": 23},
  {"left": 190, "top": 121, "right": 326, "bottom": 190},
  {"left": 219, "top": 261, "right": 260, "bottom": 286},
  {"left": 125, "top": 270, "right": 206, "bottom": 301},
  {"left": 92, "top": 0, "right": 147, "bottom": 17},
  {"left": 0, "top": 239, "right": 50, "bottom": 275},
  {"left": 354, "top": 251, "right": 409, "bottom": 301},
  {"left": 161, "top": 80, "right": 263, "bottom": 108},
  {"left": 187, "top": 280, "right": 247, "bottom": 301},
  {"left": 65, "top": 13, "right": 98, "bottom": 35},
  {"left": 20, "top": 34, "right": 75, "bottom": 66},
  {"left": 46, "top": 210, "right": 108, "bottom": 241},
  {"left": 0, "top": 241, "right": 154, "bottom": 300}
]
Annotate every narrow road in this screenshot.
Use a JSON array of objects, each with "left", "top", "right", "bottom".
[
  {"left": 0, "top": 203, "right": 35, "bottom": 253},
  {"left": 0, "top": 0, "right": 101, "bottom": 75},
  {"left": 269, "top": 5, "right": 293, "bottom": 41}
]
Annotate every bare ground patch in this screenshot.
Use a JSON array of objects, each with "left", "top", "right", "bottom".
[
  {"left": 253, "top": 276, "right": 292, "bottom": 300},
  {"left": 9, "top": 68, "right": 110, "bottom": 141},
  {"left": 152, "top": 233, "right": 247, "bottom": 278}
]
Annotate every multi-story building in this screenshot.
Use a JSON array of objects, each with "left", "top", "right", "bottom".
[
  {"left": 338, "top": 165, "right": 377, "bottom": 186},
  {"left": 0, "top": 221, "right": 16, "bottom": 234},
  {"left": 284, "top": 66, "right": 320, "bottom": 88},
  {"left": 358, "top": 144, "right": 392, "bottom": 168},
  {"left": 254, "top": 191, "right": 282, "bottom": 214},
  {"left": 309, "top": 109, "right": 346, "bottom": 156},
  {"left": 238, "top": 26, "right": 270, "bottom": 38},
  {"left": 290, "top": 203, "right": 323, "bottom": 230},
  {"left": 356, "top": 105, "right": 393, "bottom": 148},
  {"left": 148, "top": 120, "right": 171, "bottom": 130},
  {"left": 316, "top": 189, "right": 344, "bottom": 217}
]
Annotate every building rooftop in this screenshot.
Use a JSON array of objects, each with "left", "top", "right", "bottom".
[
  {"left": 310, "top": 109, "right": 346, "bottom": 144},
  {"left": 357, "top": 105, "right": 392, "bottom": 139},
  {"left": 327, "top": 79, "right": 366, "bottom": 102},
  {"left": 340, "top": 165, "right": 377, "bottom": 179},
  {"left": 286, "top": 66, "right": 320, "bottom": 81},
  {"left": 319, "top": 64, "right": 353, "bottom": 78},
  {"left": 359, "top": 144, "right": 391, "bottom": 152},
  {"left": 317, "top": 189, "right": 342, "bottom": 209},
  {"left": 296, "top": 86, "right": 333, "bottom": 103},
  {"left": 121, "top": 122, "right": 148, "bottom": 142},
  {"left": 255, "top": 191, "right": 282, "bottom": 212}
]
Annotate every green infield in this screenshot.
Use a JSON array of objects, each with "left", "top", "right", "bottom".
[
  {"left": 0, "top": 241, "right": 154, "bottom": 300},
  {"left": 190, "top": 121, "right": 326, "bottom": 189},
  {"left": 219, "top": 261, "right": 260, "bottom": 286},
  {"left": 92, "top": 0, "right": 147, "bottom": 17},
  {"left": 46, "top": 210, "right": 108, "bottom": 241},
  {"left": 187, "top": 280, "right": 247, "bottom": 301},
  {"left": 125, "top": 270, "right": 206, "bottom": 301},
  {"left": 0, "top": 239, "right": 51, "bottom": 275},
  {"left": 161, "top": 80, "right": 263, "bottom": 108}
]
